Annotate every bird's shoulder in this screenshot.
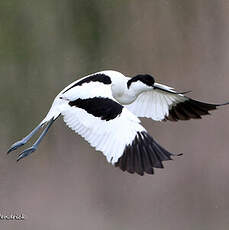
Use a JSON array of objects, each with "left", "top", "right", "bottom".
[{"left": 61, "top": 70, "right": 127, "bottom": 93}]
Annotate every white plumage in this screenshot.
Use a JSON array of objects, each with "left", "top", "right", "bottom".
[
  {"left": 8, "top": 70, "right": 228, "bottom": 175},
  {"left": 125, "top": 87, "right": 186, "bottom": 121},
  {"left": 62, "top": 106, "right": 144, "bottom": 164}
]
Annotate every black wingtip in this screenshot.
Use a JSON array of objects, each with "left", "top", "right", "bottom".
[
  {"left": 165, "top": 97, "right": 229, "bottom": 122},
  {"left": 115, "top": 131, "right": 177, "bottom": 176}
]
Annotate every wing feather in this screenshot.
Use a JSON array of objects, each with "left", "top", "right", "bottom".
[
  {"left": 125, "top": 83, "right": 227, "bottom": 121},
  {"left": 60, "top": 96, "right": 177, "bottom": 175},
  {"left": 58, "top": 81, "right": 179, "bottom": 175},
  {"left": 62, "top": 104, "right": 145, "bottom": 164}
]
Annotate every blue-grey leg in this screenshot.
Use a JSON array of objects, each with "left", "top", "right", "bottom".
[
  {"left": 17, "top": 118, "right": 55, "bottom": 161},
  {"left": 7, "top": 123, "right": 43, "bottom": 154}
]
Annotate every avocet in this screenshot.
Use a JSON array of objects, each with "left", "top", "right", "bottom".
[{"left": 7, "top": 70, "right": 228, "bottom": 175}]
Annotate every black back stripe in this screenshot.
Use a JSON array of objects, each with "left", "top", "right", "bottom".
[
  {"left": 63, "top": 73, "right": 112, "bottom": 93},
  {"left": 115, "top": 131, "right": 176, "bottom": 176},
  {"left": 69, "top": 97, "right": 123, "bottom": 121}
]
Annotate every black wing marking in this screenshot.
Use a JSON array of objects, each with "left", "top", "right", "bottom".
[
  {"left": 165, "top": 98, "right": 229, "bottom": 121},
  {"left": 69, "top": 97, "right": 123, "bottom": 121},
  {"left": 63, "top": 73, "right": 112, "bottom": 93},
  {"left": 115, "top": 131, "right": 179, "bottom": 176}
]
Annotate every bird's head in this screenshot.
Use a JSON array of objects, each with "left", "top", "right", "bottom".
[{"left": 127, "top": 74, "right": 155, "bottom": 91}]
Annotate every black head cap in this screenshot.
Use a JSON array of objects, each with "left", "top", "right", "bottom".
[{"left": 127, "top": 74, "right": 155, "bottom": 88}]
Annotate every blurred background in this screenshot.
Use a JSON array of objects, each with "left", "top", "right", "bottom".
[{"left": 1, "top": 0, "right": 229, "bottom": 229}]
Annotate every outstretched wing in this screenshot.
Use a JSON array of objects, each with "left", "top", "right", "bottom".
[
  {"left": 125, "top": 83, "right": 228, "bottom": 121},
  {"left": 61, "top": 95, "right": 176, "bottom": 175}
]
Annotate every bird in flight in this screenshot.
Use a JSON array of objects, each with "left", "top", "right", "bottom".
[{"left": 7, "top": 70, "right": 228, "bottom": 175}]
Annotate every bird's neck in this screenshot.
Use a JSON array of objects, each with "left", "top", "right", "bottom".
[{"left": 112, "top": 82, "right": 151, "bottom": 105}]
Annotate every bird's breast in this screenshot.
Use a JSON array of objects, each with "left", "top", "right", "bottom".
[{"left": 111, "top": 85, "right": 137, "bottom": 105}]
